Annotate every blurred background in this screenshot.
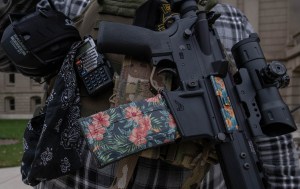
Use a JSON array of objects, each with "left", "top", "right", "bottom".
[{"left": 0, "top": 0, "right": 299, "bottom": 168}]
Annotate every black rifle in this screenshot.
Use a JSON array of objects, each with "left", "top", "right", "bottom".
[{"left": 97, "top": 0, "right": 297, "bottom": 188}]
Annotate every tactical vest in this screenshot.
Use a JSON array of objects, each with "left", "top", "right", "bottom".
[
  {"left": 97, "top": 0, "right": 146, "bottom": 17},
  {"left": 73, "top": 0, "right": 218, "bottom": 188}
]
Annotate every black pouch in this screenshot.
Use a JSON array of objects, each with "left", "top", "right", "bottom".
[{"left": 21, "top": 41, "right": 84, "bottom": 186}]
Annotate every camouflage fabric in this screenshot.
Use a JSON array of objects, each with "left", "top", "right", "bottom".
[
  {"left": 97, "top": 0, "right": 146, "bottom": 18},
  {"left": 113, "top": 57, "right": 172, "bottom": 106}
]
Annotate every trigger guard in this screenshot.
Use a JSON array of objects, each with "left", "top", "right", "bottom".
[{"left": 157, "top": 67, "right": 177, "bottom": 76}]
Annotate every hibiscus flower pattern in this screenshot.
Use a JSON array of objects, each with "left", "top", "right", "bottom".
[
  {"left": 129, "top": 115, "right": 152, "bottom": 146},
  {"left": 85, "top": 112, "right": 111, "bottom": 141},
  {"left": 210, "top": 76, "right": 238, "bottom": 132},
  {"left": 79, "top": 94, "right": 180, "bottom": 167}
]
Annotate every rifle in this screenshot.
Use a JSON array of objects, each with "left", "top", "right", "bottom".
[{"left": 95, "top": 1, "right": 297, "bottom": 188}]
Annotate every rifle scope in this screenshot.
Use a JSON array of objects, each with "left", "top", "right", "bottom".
[{"left": 231, "top": 33, "right": 297, "bottom": 136}]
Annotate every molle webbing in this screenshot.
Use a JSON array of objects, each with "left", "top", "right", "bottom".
[{"left": 97, "top": 0, "right": 146, "bottom": 17}]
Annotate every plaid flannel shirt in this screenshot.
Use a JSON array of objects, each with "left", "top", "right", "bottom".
[
  {"left": 33, "top": 1, "right": 300, "bottom": 189},
  {"left": 36, "top": 0, "right": 90, "bottom": 19}
]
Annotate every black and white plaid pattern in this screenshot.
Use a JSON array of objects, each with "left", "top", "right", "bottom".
[
  {"left": 34, "top": 2, "right": 300, "bottom": 189},
  {"left": 200, "top": 135, "right": 300, "bottom": 189},
  {"left": 37, "top": 0, "right": 90, "bottom": 19}
]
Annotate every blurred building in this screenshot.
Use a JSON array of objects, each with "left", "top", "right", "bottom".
[{"left": 0, "top": 73, "right": 43, "bottom": 119}]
